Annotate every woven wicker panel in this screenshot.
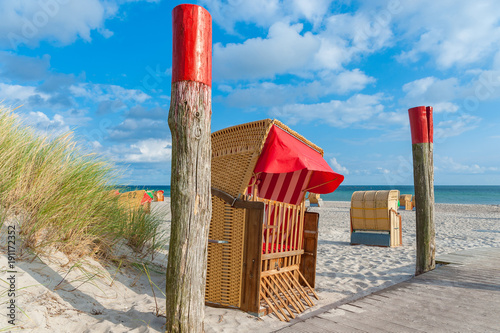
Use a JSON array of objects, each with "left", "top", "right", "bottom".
[
  {"left": 206, "top": 196, "right": 225, "bottom": 304},
  {"left": 211, "top": 119, "right": 273, "bottom": 197},
  {"left": 351, "top": 190, "right": 399, "bottom": 230},
  {"left": 211, "top": 119, "right": 325, "bottom": 197},
  {"left": 205, "top": 195, "right": 246, "bottom": 307}
]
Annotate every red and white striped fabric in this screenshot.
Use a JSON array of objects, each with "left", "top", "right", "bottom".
[
  {"left": 251, "top": 124, "right": 344, "bottom": 199},
  {"left": 253, "top": 169, "right": 312, "bottom": 206}
]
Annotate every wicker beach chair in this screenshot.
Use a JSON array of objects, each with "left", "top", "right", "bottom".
[
  {"left": 308, "top": 193, "right": 321, "bottom": 207},
  {"left": 350, "top": 190, "right": 402, "bottom": 247},
  {"left": 400, "top": 194, "right": 413, "bottom": 210},
  {"left": 206, "top": 119, "right": 344, "bottom": 321},
  {"left": 117, "top": 190, "right": 152, "bottom": 213}
]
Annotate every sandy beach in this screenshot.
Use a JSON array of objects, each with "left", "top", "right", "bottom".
[{"left": 1, "top": 199, "right": 499, "bottom": 332}]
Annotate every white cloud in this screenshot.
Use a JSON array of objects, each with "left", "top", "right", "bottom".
[
  {"left": 199, "top": 0, "right": 285, "bottom": 33},
  {"left": 109, "top": 139, "right": 172, "bottom": 163},
  {"left": 291, "top": 0, "right": 333, "bottom": 28},
  {"left": 209, "top": 0, "right": 500, "bottom": 80},
  {"left": 0, "top": 82, "right": 50, "bottom": 104},
  {"left": 108, "top": 117, "right": 168, "bottom": 141},
  {"left": 328, "top": 69, "right": 376, "bottom": 94},
  {"left": 314, "top": 11, "right": 393, "bottom": 70},
  {"left": 463, "top": 70, "right": 500, "bottom": 102},
  {"left": 395, "top": 0, "right": 500, "bottom": 69},
  {"left": 401, "top": 77, "right": 460, "bottom": 111},
  {"left": 24, "top": 111, "right": 70, "bottom": 136},
  {"left": 0, "top": 0, "right": 158, "bottom": 49},
  {"left": 434, "top": 114, "right": 481, "bottom": 140},
  {"left": 432, "top": 102, "right": 459, "bottom": 113},
  {"left": 270, "top": 93, "right": 385, "bottom": 127},
  {"left": 436, "top": 156, "right": 498, "bottom": 174},
  {"left": 330, "top": 157, "right": 349, "bottom": 175},
  {"left": 70, "top": 83, "right": 150, "bottom": 104},
  {"left": 377, "top": 167, "right": 390, "bottom": 175},
  {"left": 90, "top": 141, "right": 102, "bottom": 149},
  {"left": 220, "top": 69, "right": 375, "bottom": 109},
  {"left": 0, "top": 0, "right": 110, "bottom": 48},
  {"left": 213, "top": 22, "right": 320, "bottom": 80},
  {"left": 213, "top": 10, "right": 393, "bottom": 81},
  {"left": 402, "top": 77, "right": 437, "bottom": 97}
]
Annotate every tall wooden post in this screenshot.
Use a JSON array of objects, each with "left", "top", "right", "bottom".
[
  {"left": 408, "top": 106, "right": 435, "bottom": 275},
  {"left": 166, "top": 4, "right": 212, "bottom": 333}
]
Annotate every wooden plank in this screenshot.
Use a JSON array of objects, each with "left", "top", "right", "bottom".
[
  {"left": 398, "top": 214, "right": 402, "bottom": 245},
  {"left": 291, "top": 205, "right": 298, "bottom": 264},
  {"left": 211, "top": 187, "right": 264, "bottom": 210},
  {"left": 331, "top": 307, "right": 425, "bottom": 333},
  {"left": 263, "top": 276, "right": 296, "bottom": 319},
  {"left": 326, "top": 313, "right": 391, "bottom": 333},
  {"left": 279, "top": 248, "right": 500, "bottom": 332},
  {"left": 300, "top": 211, "right": 319, "bottom": 288},
  {"left": 270, "top": 275, "right": 302, "bottom": 314},
  {"left": 276, "top": 271, "right": 306, "bottom": 312},
  {"left": 262, "top": 249, "right": 304, "bottom": 260},
  {"left": 260, "top": 290, "right": 286, "bottom": 322},
  {"left": 305, "top": 317, "right": 367, "bottom": 333},
  {"left": 297, "top": 270, "right": 319, "bottom": 300},
  {"left": 350, "top": 297, "right": 447, "bottom": 332},
  {"left": 239, "top": 202, "right": 264, "bottom": 314},
  {"left": 285, "top": 270, "right": 314, "bottom": 307},
  {"left": 278, "top": 320, "right": 338, "bottom": 333},
  {"left": 373, "top": 290, "right": 498, "bottom": 331},
  {"left": 260, "top": 264, "right": 300, "bottom": 278},
  {"left": 260, "top": 280, "right": 290, "bottom": 321},
  {"left": 435, "top": 253, "right": 476, "bottom": 265},
  {"left": 284, "top": 206, "right": 291, "bottom": 267},
  {"left": 383, "top": 287, "right": 500, "bottom": 314}
]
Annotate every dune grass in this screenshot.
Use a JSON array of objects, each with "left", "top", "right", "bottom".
[{"left": 0, "top": 106, "right": 166, "bottom": 259}]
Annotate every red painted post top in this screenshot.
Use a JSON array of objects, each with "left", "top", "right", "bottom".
[
  {"left": 408, "top": 106, "right": 433, "bottom": 144},
  {"left": 172, "top": 4, "right": 212, "bottom": 87}
]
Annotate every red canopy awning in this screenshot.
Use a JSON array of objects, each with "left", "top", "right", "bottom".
[{"left": 251, "top": 125, "right": 344, "bottom": 204}]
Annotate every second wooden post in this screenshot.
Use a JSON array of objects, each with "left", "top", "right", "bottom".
[
  {"left": 408, "top": 106, "right": 435, "bottom": 275},
  {"left": 166, "top": 4, "right": 212, "bottom": 332}
]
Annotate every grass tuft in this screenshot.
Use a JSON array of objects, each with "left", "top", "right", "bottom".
[{"left": 0, "top": 106, "right": 166, "bottom": 260}]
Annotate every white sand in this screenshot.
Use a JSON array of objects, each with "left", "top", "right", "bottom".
[{"left": 1, "top": 199, "right": 499, "bottom": 332}]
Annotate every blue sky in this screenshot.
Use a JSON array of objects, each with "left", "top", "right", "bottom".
[{"left": 1, "top": 0, "right": 499, "bottom": 186}]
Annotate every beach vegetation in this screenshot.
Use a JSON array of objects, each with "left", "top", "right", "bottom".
[{"left": 0, "top": 106, "right": 167, "bottom": 261}]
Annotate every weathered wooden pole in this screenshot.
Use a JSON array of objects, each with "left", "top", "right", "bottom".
[
  {"left": 166, "top": 4, "right": 212, "bottom": 333},
  {"left": 408, "top": 106, "right": 435, "bottom": 275}
]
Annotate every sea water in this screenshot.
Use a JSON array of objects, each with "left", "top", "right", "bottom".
[
  {"left": 121, "top": 185, "right": 500, "bottom": 205},
  {"left": 322, "top": 185, "right": 500, "bottom": 205}
]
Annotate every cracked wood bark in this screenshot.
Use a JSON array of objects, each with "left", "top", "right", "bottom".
[
  {"left": 409, "top": 106, "right": 435, "bottom": 276},
  {"left": 165, "top": 4, "right": 212, "bottom": 333},
  {"left": 412, "top": 142, "right": 435, "bottom": 275},
  {"left": 166, "top": 80, "right": 211, "bottom": 333}
]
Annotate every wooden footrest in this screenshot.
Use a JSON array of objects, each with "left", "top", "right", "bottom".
[{"left": 259, "top": 268, "right": 318, "bottom": 321}]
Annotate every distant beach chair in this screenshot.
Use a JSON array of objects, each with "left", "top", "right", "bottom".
[
  {"left": 118, "top": 190, "right": 152, "bottom": 213},
  {"left": 206, "top": 119, "right": 344, "bottom": 321},
  {"left": 400, "top": 194, "right": 413, "bottom": 210},
  {"left": 155, "top": 190, "right": 164, "bottom": 202},
  {"left": 350, "top": 190, "right": 402, "bottom": 247},
  {"left": 308, "top": 192, "right": 321, "bottom": 207}
]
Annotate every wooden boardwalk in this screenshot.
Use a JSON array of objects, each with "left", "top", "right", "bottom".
[{"left": 277, "top": 247, "right": 500, "bottom": 333}]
